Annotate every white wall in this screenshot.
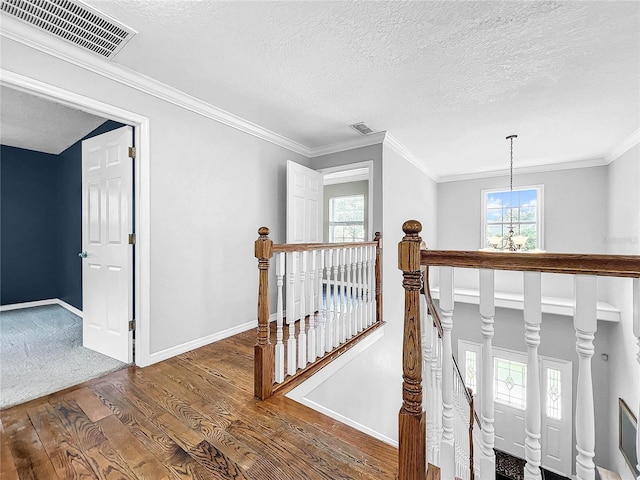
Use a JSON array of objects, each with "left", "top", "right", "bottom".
[
  {"left": 0, "top": 38, "right": 312, "bottom": 362},
  {"left": 604, "top": 144, "right": 640, "bottom": 479},
  {"left": 437, "top": 166, "right": 608, "bottom": 298},
  {"left": 300, "top": 143, "right": 438, "bottom": 443}
]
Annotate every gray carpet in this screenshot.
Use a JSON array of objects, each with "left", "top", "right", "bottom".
[{"left": 0, "top": 304, "right": 127, "bottom": 409}]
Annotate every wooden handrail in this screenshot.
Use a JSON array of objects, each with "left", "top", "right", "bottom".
[
  {"left": 255, "top": 228, "right": 383, "bottom": 402},
  {"left": 421, "top": 250, "right": 640, "bottom": 277},
  {"left": 273, "top": 240, "right": 377, "bottom": 252}
]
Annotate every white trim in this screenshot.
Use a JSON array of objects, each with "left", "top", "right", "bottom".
[
  {"left": 440, "top": 157, "right": 608, "bottom": 183},
  {"left": 0, "top": 69, "right": 152, "bottom": 368},
  {"left": 3, "top": 17, "right": 636, "bottom": 181},
  {"left": 0, "top": 299, "right": 58, "bottom": 312},
  {"left": 0, "top": 298, "right": 83, "bottom": 317},
  {"left": 285, "top": 327, "right": 393, "bottom": 445},
  {"left": 383, "top": 133, "right": 438, "bottom": 182},
  {"left": 146, "top": 319, "right": 258, "bottom": 365},
  {"left": 293, "top": 397, "right": 397, "bottom": 447},
  {"left": 606, "top": 128, "right": 640, "bottom": 164},
  {"left": 323, "top": 167, "right": 369, "bottom": 185},
  {"left": 0, "top": 17, "right": 310, "bottom": 157},
  {"left": 57, "top": 299, "right": 83, "bottom": 317},
  {"left": 432, "top": 286, "right": 621, "bottom": 322},
  {"left": 308, "top": 131, "right": 386, "bottom": 157}
]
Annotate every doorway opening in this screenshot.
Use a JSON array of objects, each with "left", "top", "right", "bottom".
[{"left": 0, "top": 71, "right": 151, "bottom": 406}]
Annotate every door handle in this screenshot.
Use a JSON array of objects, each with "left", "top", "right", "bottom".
[{"left": 78, "top": 251, "right": 88, "bottom": 258}]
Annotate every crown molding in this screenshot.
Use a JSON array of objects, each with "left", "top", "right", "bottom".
[
  {"left": 383, "top": 133, "right": 438, "bottom": 182},
  {"left": 606, "top": 128, "right": 640, "bottom": 164},
  {"left": 0, "top": 16, "right": 312, "bottom": 157},
  {"left": 308, "top": 131, "right": 386, "bottom": 157},
  {"left": 438, "top": 157, "right": 608, "bottom": 183}
]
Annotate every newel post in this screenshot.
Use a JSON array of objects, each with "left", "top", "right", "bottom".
[
  {"left": 254, "top": 227, "right": 274, "bottom": 400},
  {"left": 398, "top": 220, "right": 426, "bottom": 480},
  {"left": 375, "top": 232, "right": 383, "bottom": 324}
]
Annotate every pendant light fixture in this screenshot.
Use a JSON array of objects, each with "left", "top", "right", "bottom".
[{"left": 487, "top": 135, "right": 528, "bottom": 251}]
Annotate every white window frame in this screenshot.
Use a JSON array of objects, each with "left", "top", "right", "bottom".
[
  {"left": 328, "top": 194, "right": 366, "bottom": 243},
  {"left": 481, "top": 184, "right": 544, "bottom": 250}
]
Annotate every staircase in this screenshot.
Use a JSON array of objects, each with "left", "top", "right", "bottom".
[{"left": 398, "top": 219, "right": 640, "bottom": 480}]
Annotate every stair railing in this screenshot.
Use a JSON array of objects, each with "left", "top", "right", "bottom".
[
  {"left": 422, "top": 263, "right": 481, "bottom": 480},
  {"left": 254, "top": 228, "right": 383, "bottom": 400},
  {"left": 398, "top": 219, "right": 640, "bottom": 480}
]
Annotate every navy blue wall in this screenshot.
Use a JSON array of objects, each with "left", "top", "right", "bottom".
[
  {"left": 1, "top": 147, "right": 62, "bottom": 304},
  {"left": 1, "top": 120, "right": 127, "bottom": 309}
]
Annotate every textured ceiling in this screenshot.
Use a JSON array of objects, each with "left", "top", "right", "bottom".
[
  {"left": 0, "top": 86, "right": 107, "bottom": 154},
  {"left": 5, "top": 1, "right": 639, "bottom": 177}
]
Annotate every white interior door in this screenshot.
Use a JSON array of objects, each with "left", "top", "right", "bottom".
[
  {"left": 286, "top": 160, "right": 323, "bottom": 243},
  {"left": 286, "top": 160, "right": 323, "bottom": 321},
  {"left": 81, "top": 126, "right": 133, "bottom": 363}
]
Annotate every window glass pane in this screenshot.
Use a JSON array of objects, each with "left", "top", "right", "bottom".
[
  {"left": 494, "top": 357, "right": 527, "bottom": 410},
  {"left": 329, "top": 194, "right": 365, "bottom": 243},
  {"left": 465, "top": 351, "right": 477, "bottom": 390},
  {"left": 546, "top": 368, "right": 562, "bottom": 420},
  {"left": 483, "top": 187, "right": 541, "bottom": 250}
]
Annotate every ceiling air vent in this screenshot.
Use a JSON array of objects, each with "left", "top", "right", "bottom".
[
  {"left": 349, "top": 122, "right": 375, "bottom": 135},
  {"left": 1, "top": 0, "right": 136, "bottom": 59}
]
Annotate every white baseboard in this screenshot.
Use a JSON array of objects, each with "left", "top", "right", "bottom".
[
  {"left": 285, "top": 327, "right": 394, "bottom": 446},
  {"left": 293, "top": 396, "right": 398, "bottom": 447},
  {"left": 0, "top": 298, "right": 83, "bottom": 317},
  {"left": 145, "top": 318, "right": 258, "bottom": 366}
]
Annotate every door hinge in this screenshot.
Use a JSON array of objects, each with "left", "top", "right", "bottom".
[
  {"left": 128, "top": 147, "right": 136, "bottom": 158},
  {"left": 129, "top": 233, "right": 136, "bottom": 245},
  {"left": 129, "top": 320, "right": 136, "bottom": 331}
]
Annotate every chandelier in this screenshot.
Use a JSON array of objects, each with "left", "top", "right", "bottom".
[{"left": 487, "top": 135, "right": 529, "bottom": 251}]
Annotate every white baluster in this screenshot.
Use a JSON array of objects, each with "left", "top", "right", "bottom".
[
  {"left": 350, "top": 248, "right": 357, "bottom": 337},
  {"left": 574, "top": 275, "right": 597, "bottom": 480},
  {"left": 333, "top": 248, "right": 341, "bottom": 346},
  {"left": 286, "top": 252, "right": 297, "bottom": 375},
  {"left": 440, "top": 266, "right": 455, "bottom": 480},
  {"left": 339, "top": 248, "right": 347, "bottom": 343},
  {"left": 298, "top": 251, "right": 307, "bottom": 369},
  {"left": 316, "top": 249, "right": 326, "bottom": 358},
  {"left": 524, "top": 271, "right": 542, "bottom": 480},
  {"left": 634, "top": 278, "right": 640, "bottom": 480},
  {"left": 307, "top": 250, "right": 316, "bottom": 363},
  {"left": 345, "top": 248, "right": 353, "bottom": 339},
  {"left": 479, "top": 268, "right": 496, "bottom": 480},
  {"left": 357, "top": 246, "right": 365, "bottom": 332},
  {"left": 274, "top": 253, "right": 285, "bottom": 383},
  {"left": 324, "top": 249, "right": 334, "bottom": 352},
  {"left": 368, "top": 245, "right": 375, "bottom": 326},
  {"left": 435, "top": 329, "right": 443, "bottom": 465},
  {"left": 421, "top": 292, "right": 435, "bottom": 464}
]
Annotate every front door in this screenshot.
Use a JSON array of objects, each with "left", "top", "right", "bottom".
[{"left": 81, "top": 126, "right": 133, "bottom": 363}]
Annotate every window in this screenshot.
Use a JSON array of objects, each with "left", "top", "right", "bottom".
[
  {"left": 482, "top": 186, "right": 543, "bottom": 251},
  {"left": 329, "top": 194, "right": 365, "bottom": 242},
  {"left": 546, "top": 368, "right": 562, "bottom": 420},
  {"left": 465, "top": 350, "right": 477, "bottom": 391},
  {"left": 494, "top": 357, "right": 527, "bottom": 410}
]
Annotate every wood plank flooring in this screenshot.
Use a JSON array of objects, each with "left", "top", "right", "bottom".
[{"left": 1, "top": 328, "right": 398, "bottom": 479}]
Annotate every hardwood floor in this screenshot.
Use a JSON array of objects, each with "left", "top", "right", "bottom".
[{"left": 1, "top": 328, "right": 398, "bottom": 479}]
